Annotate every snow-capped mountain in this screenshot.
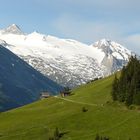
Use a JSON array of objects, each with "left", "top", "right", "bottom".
[
  {"left": 0, "top": 24, "right": 132, "bottom": 88},
  {"left": 0, "top": 24, "right": 24, "bottom": 35},
  {"left": 91, "top": 39, "right": 132, "bottom": 75}
]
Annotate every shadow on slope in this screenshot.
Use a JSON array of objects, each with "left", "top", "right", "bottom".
[{"left": 0, "top": 45, "right": 63, "bottom": 111}]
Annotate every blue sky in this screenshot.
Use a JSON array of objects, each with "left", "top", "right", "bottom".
[{"left": 0, "top": 0, "right": 140, "bottom": 53}]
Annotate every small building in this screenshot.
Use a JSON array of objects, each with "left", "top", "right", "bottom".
[
  {"left": 60, "top": 91, "right": 71, "bottom": 97},
  {"left": 40, "top": 92, "right": 51, "bottom": 99}
]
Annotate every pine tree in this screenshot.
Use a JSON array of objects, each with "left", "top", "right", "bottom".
[
  {"left": 95, "top": 134, "right": 100, "bottom": 140},
  {"left": 54, "top": 127, "right": 60, "bottom": 140},
  {"left": 112, "top": 55, "right": 140, "bottom": 106}
]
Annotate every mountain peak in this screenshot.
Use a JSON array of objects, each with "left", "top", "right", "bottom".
[
  {"left": 94, "top": 39, "right": 112, "bottom": 47},
  {"left": 93, "top": 39, "right": 125, "bottom": 52},
  {"left": 93, "top": 39, "right": 129, "bottom": 51},
  {"left": 32, "top": 30, "right": 39, "bottom": 34},
  {"left": 10, "top": 23, "right": 18, "bottom": 27},
  {"left": 2, "top": 24, "right": 24, "bottom": 35},
  {"left": 92, "top": 38, "right": 131, "bottom": 61}
]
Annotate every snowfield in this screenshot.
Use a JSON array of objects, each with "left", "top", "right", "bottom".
[{"left": 0, "top": 24, "right": 132, "bottom": 87}]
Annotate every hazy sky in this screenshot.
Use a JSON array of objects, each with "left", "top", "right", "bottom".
[{"left": 0, "top": 0, "right": 140, "bottom": 53}]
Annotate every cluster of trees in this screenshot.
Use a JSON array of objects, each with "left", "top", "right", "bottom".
[
  {"left": 95, "top": 134, "right": 110, "bottom": 140},
  {"left": 49, "top": 127, "right": 62, "bottom": 140},
  {"left": 112, "top": 56, "right": 140, "bottom": 106},
  {"left": 49, "top": 127, "right": 68, "bottom": 140},
  {"left": 95, "top": 134, "right": 132, "bottom": 140},
  {"left": 82, "top": 106, "right": 88, "bottom": 112}
]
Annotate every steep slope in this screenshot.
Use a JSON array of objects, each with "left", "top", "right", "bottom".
[
  {"left": 91, "top": 39, "right": 131, "bottom": 75},
  {"left": 0, "top": 89, "right": 18, "bottom": 111},
  {"left": 0, "top": 24, "right": 132, "bottom": 88},
  {"left": 0, "top": 44, "right": 62, "bottom": 111},
  {"left": 0, "top": 74, "right": 140, "bottom": 140}
]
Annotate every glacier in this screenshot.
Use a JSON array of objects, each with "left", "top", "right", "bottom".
[{"left": 0, "top": 24, "right": 132, "bottom": 88}]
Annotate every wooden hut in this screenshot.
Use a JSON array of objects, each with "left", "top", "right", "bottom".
[
  {"left": 60, "top": 90, "right": 71, "bottom": 97},
  {"left": 40, "top": 92, "right": 51, "bottom": 99}
]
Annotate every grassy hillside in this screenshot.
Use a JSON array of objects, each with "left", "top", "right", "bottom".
[{"left": 0, "top": 74, "right": 140, "bottom": 140}]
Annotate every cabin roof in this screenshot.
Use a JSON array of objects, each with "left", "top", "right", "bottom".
[{"left": 41, "top": 92, "right": 50, "bottom": 96}]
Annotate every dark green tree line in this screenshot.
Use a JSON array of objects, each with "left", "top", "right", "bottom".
[{"left": 112, "top": 56, "right": 140, "bottom": 106}]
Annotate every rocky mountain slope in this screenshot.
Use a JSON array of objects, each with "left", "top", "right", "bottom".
[
  {"left": 91, "top": 39, "right": 131, "bottom": 75},
  {"left": 0, "top": 24, "right": 132, "bottom": 88}
]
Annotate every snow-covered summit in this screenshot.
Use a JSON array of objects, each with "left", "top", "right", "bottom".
[
  {"left": 92, "top": 39, "right": 131, "bottom": 60},
  {"left": 0, "top": 25, "right": 132, "bottom": 87},
  {"left": 91, "top": 39, "right": 132, "bottom": 75},
  {"left": 94, "top": 39, "right": 111, "bottom": 47},
  {"left": 0, "top": 24, "right": 24, "bottom": 35}
]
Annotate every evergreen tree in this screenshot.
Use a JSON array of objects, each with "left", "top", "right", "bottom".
[
  {"left": 112, "top": 55, "right": 140, "bottom": 106},
  {"left": 54, "top": 127, "right": 60, "bottom": 140},
  {"left": 95, "top": 134, "right": 100, "bottom": 140},
  {"left": 95, "top": 134, "right": 110, "bottom": 140}
]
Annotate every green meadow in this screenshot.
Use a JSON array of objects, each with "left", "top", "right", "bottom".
[{"left": 0, "top": 74, "right": 140, "bottom": 140}]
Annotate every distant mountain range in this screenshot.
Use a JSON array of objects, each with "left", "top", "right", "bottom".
[
  {"left": 0, "top": 24, "right": 132, "bottom": 88},
  {"left": 0, "top": 44, "right": 62, "bottom": 111}
]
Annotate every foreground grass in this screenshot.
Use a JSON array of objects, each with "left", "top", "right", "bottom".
[{"left": 0, "top": 75, "right": 140, "bottom": 140}]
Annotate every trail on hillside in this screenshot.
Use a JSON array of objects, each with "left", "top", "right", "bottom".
[{"left": 54, "top": 96, "right": 103, "bottom": 107}]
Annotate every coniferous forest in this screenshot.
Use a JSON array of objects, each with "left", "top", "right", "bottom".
[{"left": 112, "top": 56, "right": 140, "bottom": 106}]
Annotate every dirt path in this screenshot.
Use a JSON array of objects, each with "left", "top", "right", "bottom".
[{"left": 54, "top": 96, "right": 103, "bottom": 107}]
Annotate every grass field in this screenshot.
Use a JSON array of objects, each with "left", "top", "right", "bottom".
[{"left": 0, "top": 74, "right": 140, "bottom": 140}]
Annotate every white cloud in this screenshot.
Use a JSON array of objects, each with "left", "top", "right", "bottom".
[
  {"left": 52, "top": 15, "right": 124, "bottom": 43},
  {"left": 52, "top": 15, "right": 140, "bottom": 54},
  {"left": 123, "top": 34, "right": 140, "bottom": 52},
  {"left": 32, "top": 0, "right": 140, "bottom": 54}
]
